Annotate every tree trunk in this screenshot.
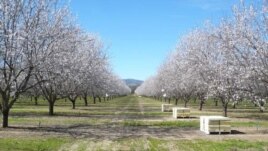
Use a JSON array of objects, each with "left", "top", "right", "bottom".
[
  {"left": 34, "top": 96, "right": 38, "bottom": 105},
  {"left": 71, "top": 100, "right": 75, "bottom": 109},
  {"left": 199, "top": 100, "right": 204, "bottom": 111},
  {"left": 215, "top": 100, "right": 218, "bottom": 106},
  {"left": 2, "top": 109, "right": 10, "bottom": 128},
  {"left": 93, "top": 97, "right": 96, "bottom": 104},
  {"left": 223, "top": 105, "right": 228, "bottom": 117},
  {"left": 68, "top": 96, "right": 77, "bottom": 109},
  {"left": 175, "top": 98, "right": 178, "bottom": 105},
  {"left": 83, "top": 95, "right": 88, "bottom": 106},
  {"left": 184, "top": 100, "right": 189, "bottom": 107},
  {"left": 98, "top": 97, "right": 101, "bottom": 102},
  {"left": 232, "top": 102, "right": 236, "bottom": 109},
  {"left": 49, "top": 101, "right": 55, "bottom": 116},
  {"left": 168, "top": 98, "right": 171, "bottom": 104},
  {"left": 184, "top": 99, "right": 187, "bottom": 107},
  {"left": 220, "top": 97, "right": 228, "bottom": 117}
]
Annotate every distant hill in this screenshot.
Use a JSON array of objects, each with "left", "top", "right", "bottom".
[
  {"left": 124, "top": 79, "right": 143, "bottom": 86},
  {"left": 123, "top": 79, "right": 143, "bottom": 93}
]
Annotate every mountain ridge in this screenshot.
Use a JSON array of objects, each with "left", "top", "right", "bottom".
[
  {"left": 123, "top": 79, "right": 143, "bottom": 93},
  {"left": 123, "top": 79, "right": 143, "bottom": 86}
]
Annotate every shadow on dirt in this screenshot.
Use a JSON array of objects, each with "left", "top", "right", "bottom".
[
  {"left": 209, "top": 130, "right": 245, "bottom": 135},
  {"left": 175, "top": 117, "right": 198, "bottom": 119},
  {"left": 7, "top": 124, "right": 197, "bottom": 140}
]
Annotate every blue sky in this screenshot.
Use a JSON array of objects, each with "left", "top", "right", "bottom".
[{"left": 70, "top": 0, "right": 250, "bottom": 80}]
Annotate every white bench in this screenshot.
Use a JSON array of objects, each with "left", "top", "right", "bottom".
[
  {"left": 161, "top": 104, "right": 173, "bottom": 112},
  {"left": 200, "top": 116, "right": 231, "bottom": 134},
  {"left": 172, "top": 107, "right": 190, "bottom": 118}
]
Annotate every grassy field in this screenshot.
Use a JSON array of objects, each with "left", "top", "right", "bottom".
[{"left": 0, "top": 95, "right": 267, "bottom": 151}]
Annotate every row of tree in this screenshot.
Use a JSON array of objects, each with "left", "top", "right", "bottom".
[
  {"left": 0, "top": 0, "right": 130, "bottom": 128},
  {"left": 136, "top": 1, "right": 267, "bottom": 117}
]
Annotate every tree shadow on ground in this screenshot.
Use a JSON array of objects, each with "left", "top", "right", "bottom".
[
  {"left": 209, "top": 130, "right": 245, "bottom": 135},
  {"left": 6, "top": 124, "right": 198, "bottom": 140},
  {"left": 175, "top": 117, "right": 198, "bottom": 119}
]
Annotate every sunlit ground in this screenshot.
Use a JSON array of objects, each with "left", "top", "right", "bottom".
[{"left": 0, "top": 95, "right": 267, "bottom": 151}]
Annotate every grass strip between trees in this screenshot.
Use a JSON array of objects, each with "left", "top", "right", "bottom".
[{"left": 0, "top": 137, "right": 70, "bottom": 151}]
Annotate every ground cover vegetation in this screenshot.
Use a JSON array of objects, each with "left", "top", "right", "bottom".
[{"left": 0, "top": 96, "right": 267, "bottom": 150}]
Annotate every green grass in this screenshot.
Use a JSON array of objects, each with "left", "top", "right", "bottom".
[
  {"left": 1, "top": 136, "right": 267, "bottom": 151},
  {"left": 0, "top": 137, "right": 70, "bottom": 151},
  {"left": 231, "top": 120, "right": 268, "bottom": 128},
  {"left": 8, "top": 116, "right": 111, "bottom": 126},
  {"left": 177, "top": 139, "right": 268, "bottom": 151},
  {"left": 59, "top": 137, "right": 268, "bottom": 151}
]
